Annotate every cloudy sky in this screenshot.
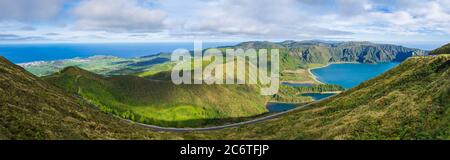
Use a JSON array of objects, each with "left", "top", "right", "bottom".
[{"left": 0, "top": 0, "right": 450, "bottom": 46}]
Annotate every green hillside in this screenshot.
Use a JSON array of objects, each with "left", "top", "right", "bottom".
[
  {"left": 230, "top": 41, "right": 427, "bottom": 69},
  {"left": 1, "top": 43, "right": 447, "bottom": 140},
  {"left": 0, "top": 56, "right": 179, "bottom": 140},
  {"left": 22, "top": 41, "right": 425, "bottom": 78},
  {"left": 188, "top": 54, "right": 450, "bottom": 140},
  {"left": 43, "top": 67, "right": 271, "bottom": 127},
  {"left": 430, "top": 43, "right": 450, "bottom": 55},
  {"left": 20, "top": 41, "right": 426, "bottom": 92}
]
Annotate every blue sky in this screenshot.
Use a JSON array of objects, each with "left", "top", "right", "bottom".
[{"left": 0, "top": 0, "right": 449, "bottom": 48}]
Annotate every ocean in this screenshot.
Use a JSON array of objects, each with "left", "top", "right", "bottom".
[{"left": 0, "top": 42, "right": 238, "bottom": 63}]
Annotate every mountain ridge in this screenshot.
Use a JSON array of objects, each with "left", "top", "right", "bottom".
[
  {"left": 1, "top": 43, "right": 449, "bottom": 140},
  {"left": 0, "top": 56, "right": 182, "bottom": 139},
  {"left": 189, "top": 54, "right": 450, "bottom": 139},
  {"left": 43, "top": 66, "right": 271, "bottom": 127},
  {"left": 429, "top": 43, "right": 450, "bottom": 55},
  {"left": 230, "top": 40, "right": 427, "bottom": 66}
]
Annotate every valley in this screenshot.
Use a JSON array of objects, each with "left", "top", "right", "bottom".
[
  {"left": 186, "top": 54, "right": 450, "bottom": 139},
  {"left": 15, "top": 41, "right": 426, "bottom": 128},
  {"left": 1, "top": 41, "right": 448, "bottom": 140}
]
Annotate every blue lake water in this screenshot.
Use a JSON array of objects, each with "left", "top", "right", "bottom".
[
  {"left": 0, "top": 42, "right": 238, "bottom": 63},
  {"left": 266, "top": 103, "right": 297, "bottom": 112},
  {"left": 311, "top": 62, "right": 400, "bottom": 89},
  {"left": 281, "top": 82, "right": 315, "bottom": 87},
  {"left": 300, "top": 93, "right": 336, "bottom": 101}
]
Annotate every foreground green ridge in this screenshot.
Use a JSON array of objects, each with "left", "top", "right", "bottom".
[
  {"left": 187, "top": 54, "right": 450, "bottom": 140},
  {"left": 225, "top": 41, "right": 427, "bottom": 70},
  {"left": 0, "top": 56, "right": 179, "bottom": 140},
  {"left": 41, "top": 51, "right": 343, "bottom": 127},
  {"left": 20, "top": 53, "right": 173, "bottom": 77},
  {"left": 429, "top": 43, "right": 450, "bottom": 55},
  {"left": 3, "top": 54, "right": 447, "bottom": 140},
  {"left": 1, "top": 44, "right": 448, "bottom": 140},
  {"left": 0, "top": 55, "right": 334, "bottom": 139}
]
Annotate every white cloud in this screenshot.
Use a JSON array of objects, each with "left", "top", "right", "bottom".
[
  {"left": 303, "top": 0, "right": 450, "bottom": 39},
  {"left": 72, "top": 0, "right": 167, "bottom": 32},
  {"left": 174, "top": 0, "right": 354, "bottom": 39},
  {"left": 1, "top": 0, "right": 450, "bottom": 42},
  {"left": 0, "top": 34, "right": 47, "bottom": 41}
]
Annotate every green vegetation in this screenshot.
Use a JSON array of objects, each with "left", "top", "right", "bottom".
[
  {"left": 2, "top": 41, "right": 447, "bottom": 140},
  {"left": 0, "top": 56, "right": 181, "bottom": 140},
  {"left": 135, "top": 62, "right": 174, "bottom": 77},
  {"left": 272, "top": 84, "right": 344, "bottom": 103},
  {"left": 429, "top": 43, "right": 450, "bottom": 55},
  {"left": 187, "top": 54, "right": 450, "bottom": 140},
  {"left": 3, "top": 54, "right": 448, "bottom": 140},
  {"left": 40, "top": 49, "right": 329, "bottom": 128},
  {"left": 43, "top": 67, "right": 271, "bottom": 127},
  {"left": 230, "top": 41, "right": 426, "bottom": 67},
  {"left": 23, "top": 41, "right": 425, "bottom": 79}
]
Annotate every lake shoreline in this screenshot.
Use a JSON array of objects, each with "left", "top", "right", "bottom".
[
  {"left": 302, "top": 91, "right": 343, "bottom": 94},
  {"left": 310, "top": 61, "right": 400, "bottom": 89},
  {"left": 307, "top": 61, "right": 360, "bottom": 84}
]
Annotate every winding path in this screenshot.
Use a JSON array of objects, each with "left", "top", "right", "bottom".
[
  {"left": 73, "top": 74, "right": 338, "bottom": 132},
  {"left": 119, "top": 95, "right": 335, "bottom": 132}
]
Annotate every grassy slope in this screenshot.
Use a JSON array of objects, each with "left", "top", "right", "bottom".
[
  {"left": 42, "top": 54, "right": 327, "bottom": 128},
  {"left": 429, "top": 43, "right": 450, "bottom": 55},
  {"left": 1, "top": 55, "right": 449, "bottom": 140},
  {"left": 23, "top": 41, "right": 424, "bottom": 82},
  {"left": 280, "top": 68, "right": 320, "bottom": 84},
  {"left": 232, "top": 41, "right": 426, "bottom": 68},
  {"left": 185, "top": 55, "right": 450, "bottom": 140},
  {"left": 0, "top": 56, "right": 181, "bottom": 140},
  {"left": 43, "top": 67, "right": 269, "bottom": 127},
  {"left": 2, "top": 43, "right": 445, "bottom": 140}
]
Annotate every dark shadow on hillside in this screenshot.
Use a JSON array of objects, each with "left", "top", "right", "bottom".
[
  {"left": 131, "top": 112, "right": 275, "bottom": 128},
  {"left": 128, "top": 58, "right": 170, "bottom": 67},
  {"left": 106, "top": 68, "right": 148, "bottom": 75}
]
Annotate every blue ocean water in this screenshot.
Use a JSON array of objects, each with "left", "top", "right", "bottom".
[
  {"left": 311, "top": 63, "right": 400, "bottom": 89},
  {"left": 0, "top": 42, "right": 238, "bottom": 63}
]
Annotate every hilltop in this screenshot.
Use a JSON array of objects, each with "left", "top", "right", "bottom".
[
  {"left": 43, "top": 66, "right": 271, "bottom": 127},
  {"left": 429, "top": 43, "right": 450, "bottom": 55},
  {"left": 1, "top": 43, "right": 447, "bottom": 140},
  {"left": 0, "top": 56, "right": 179, "bottom": 140}
]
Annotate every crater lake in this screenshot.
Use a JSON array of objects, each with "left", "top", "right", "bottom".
[{"left": 311, "top": 62, "right": 400, "bottom": 89}]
